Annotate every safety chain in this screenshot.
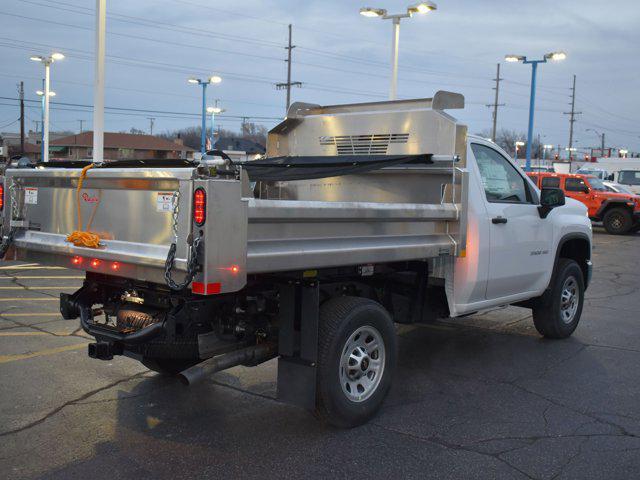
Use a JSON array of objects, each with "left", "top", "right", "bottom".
[
  {"left": 0, "top": 180, "right": 22, "bottom": 259},
  {"left": 164, "top": 190, "right": 202, "bottom": 290}
]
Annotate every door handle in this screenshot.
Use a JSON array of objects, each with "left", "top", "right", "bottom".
[{"left": 492, "top": 216, "right": 508, "bottom": 224}]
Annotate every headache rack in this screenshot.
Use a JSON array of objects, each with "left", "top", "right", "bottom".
[{"left": 1, "top": 91, "right": 469, "bottom": 294}]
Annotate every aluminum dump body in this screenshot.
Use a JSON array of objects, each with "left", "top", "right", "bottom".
[{"left": 1, "top": 92, "right": 469, "bottom": 294}]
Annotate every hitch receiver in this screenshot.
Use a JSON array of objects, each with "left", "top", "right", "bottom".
[{"left": 88, "top": 342, "right": 121, "bottom": 360}]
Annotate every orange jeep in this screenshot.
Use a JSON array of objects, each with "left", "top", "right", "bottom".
[{"left": 528, "top": 172, "right": 640, "bottom": 234}]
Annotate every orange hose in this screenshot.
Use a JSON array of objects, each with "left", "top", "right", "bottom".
[{"left": 65, "top": 164, "right": 101, "bottom": 248}]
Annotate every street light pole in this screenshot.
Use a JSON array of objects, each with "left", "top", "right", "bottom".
[
  {"left": 504, "top": 51, "right": 566, "bottom": 171},
  {"left": 31, "top": 52, "right": 64, "bottom": 162},
  {"left": 189, "top": 76, "right": 222, "bottom": 154},
  {"left": 360, "top": 2, "right": 437, "bottom": 100}
]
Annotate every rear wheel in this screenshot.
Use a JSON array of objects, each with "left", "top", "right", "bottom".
[
  {"left": 532, "top": 259, "right": 584, "bottom": 339},
  {"left": 603, "top": 207, "right": 632, "bottom": 234},
  {"left": 316, "top": 296, "right": 396, "bottom": 428}
]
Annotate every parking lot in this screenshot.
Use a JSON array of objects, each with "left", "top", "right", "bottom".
[{"left": 0, "top": 228, "right": 638, "bottom": 479}]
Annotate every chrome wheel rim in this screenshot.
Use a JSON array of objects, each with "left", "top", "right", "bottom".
[
  {"left": 560, "top": 276, "right": 579, "bottom": 324},
  {"left": 339, "top": 326, "right": 385, "bottom": 403},
  {"left": 611, "top": 215, "right": 623, "bottom": 230}
]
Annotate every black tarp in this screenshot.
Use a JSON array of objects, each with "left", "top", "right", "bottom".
[{"left": 242, "top": 154, "right": 431, "bottom": 181}]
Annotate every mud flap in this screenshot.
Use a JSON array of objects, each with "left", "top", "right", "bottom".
[{"left": 276, "top": 281, "right": 319, "bottom": 410}]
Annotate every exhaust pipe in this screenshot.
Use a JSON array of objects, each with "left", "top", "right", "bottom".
[{"left": 178, "top": 343, "right": 276, "bottom": 386}]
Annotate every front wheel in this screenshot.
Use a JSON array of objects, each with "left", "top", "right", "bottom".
[
  {"left": 603, "top": 207, "right": 632, "bottom": 235},
  {"left": 316, "top": 296, "right": 397, "bottom": 428},
  {"left": 532, "top": 259, "right": 584, "bottom": 339}
]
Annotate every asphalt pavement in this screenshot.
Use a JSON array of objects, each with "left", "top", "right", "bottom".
[{"left": 1, "top": 228, "right": 639, "bottom": 480}]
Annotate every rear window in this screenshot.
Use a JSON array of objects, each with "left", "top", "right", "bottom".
[
  {"left": 619, "top": 170, "right": 640, "bottom": 186},
  {"left": 541, "top": 177, "right": 560, "bottom": 188}
]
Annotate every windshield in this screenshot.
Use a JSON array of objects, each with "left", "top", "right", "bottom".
[
  {"left": 578, "top": 168, "right": 603, "bottom": 179},
  {"left": 588, "top": 177, "right": 608, "bottom": 191}
]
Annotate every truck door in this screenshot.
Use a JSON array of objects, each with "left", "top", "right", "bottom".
[
  {"left": 470, "top": 143, "right": 554, "bottom": 300},
  {"left": 564, "top": 177, "right": 596, "bottom": 217}
]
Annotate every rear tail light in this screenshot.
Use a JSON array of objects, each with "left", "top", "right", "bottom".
[
  {"left": 71, "top": 256, "right": 82, "bottom": 265},
  {"left": 90, "top": 259, "right": 101, "bottom": 268},
  {"left": 110, "top": 262, "right": 120, "bottom": 271},
  {"left": 0, "top": 183, "right": 4, "bottom": 211},
  {"left": 193, "top": 188, "right": 206, "bottom": 226}
]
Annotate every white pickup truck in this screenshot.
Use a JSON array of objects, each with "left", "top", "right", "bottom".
[{"left": 0, "top": 92, "right": 592, "bottom": 427}]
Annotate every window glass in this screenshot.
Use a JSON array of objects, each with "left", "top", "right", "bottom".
[
  {"left": 541, "top": 177, "right": 560, "bottom": 188},
  {"left": 565, "top": 178, "right": 587, "bottom": 192},
  {"left": 619, "top": 170, "right": 640, "bottom": 186},
  {"left": 587, "top": 177, "right": 607, "bottom": 191},
  {"left": 471, "top": 144, "right": 529, "bottom": 203}
]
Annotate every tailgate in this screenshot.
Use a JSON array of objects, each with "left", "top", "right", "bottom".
[{"left": 2, "top": 167, "right": 195, "bottom": 283}]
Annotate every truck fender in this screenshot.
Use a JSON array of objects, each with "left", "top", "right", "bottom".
[{"left": 595, "top": 199, "right": 632, "bottom": 219}]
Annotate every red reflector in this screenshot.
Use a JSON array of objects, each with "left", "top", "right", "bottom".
[
  {"left": 193, "top": 188, "right": 206, "bottom": 226},
  {"left": 90, "top": 259, "right": 101, "bottom": 268},
  {"left": 192, "top": 281, "right": 221, "bottom": 295},
  {"left": 110, "top": 262, "right": 120, "bottom": 271},
  {"left": 0, "top": 183, "right": 4, "bottom": 211},
  {"left": 71, "top": 256, "right": 82, "bottom": 265},
  {"left": 230, "top": 265, "right": 240, "bottom": 274}
]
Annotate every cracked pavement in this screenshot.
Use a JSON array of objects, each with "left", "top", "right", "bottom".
[{"left": 1, "top": 228, "right": 639, "bottom": 479}]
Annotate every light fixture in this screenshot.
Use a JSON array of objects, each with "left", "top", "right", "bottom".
[
  {"left": 505, "top": 54, "right": 525, "bottom": 63},
  {"left": 30, "top": 55, "right": 44, "bottom": 62},
  {"left": 187, "top": 77, "right": 199, "bottom": 84},
  {"left": 545, "top": 51, "right": 567, "bottom": 61},
  {"left": 359, "top": 7, "right": 387, "bottom": 17},
  {"left": 51, "top": 52, "right": 65, "bottom": 61},
  {"left": 209, "top": 75, "right": 222, "bottom": 84},
  {"left": 36, "top": 90, "right": 56, "bottom": 97},
  {"left": 408, "top": 1, "right": 437, "bottom": 14},
  {"left": 207, "top": 106, "right": 223, "bottom": 114},
  {"left": 544, "top": 144, "right": 554, "bottom": 149},
  {"left": 515, "top": 141, "right": 525, "bottom": 146}
]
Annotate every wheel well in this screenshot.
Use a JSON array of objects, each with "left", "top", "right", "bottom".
[
  {"left": 558, "top": 238, "right": 590, "bottom": 285},
  {"left": 600, "top": 202, "right": 632, "bottom": 219}
]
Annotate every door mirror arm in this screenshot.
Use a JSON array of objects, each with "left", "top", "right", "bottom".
[{"left": 538, "top": 187, "right": 566, "bottom": 219}]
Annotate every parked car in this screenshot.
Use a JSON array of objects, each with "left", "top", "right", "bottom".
[
  {"left": 528, "top": 172, "right": 640, "bottom": 234},
  {"left": 576, "top": 166, "right": 612, "bottom": 180},
  {"left": 521, "top": 165, "right": 555, "bottom": 173},
  {"left": 603, "top": 181, "right": 635, "bottom": 195},
  {"left": 615, "top": 169, "right": 640, "bottom": 195}
]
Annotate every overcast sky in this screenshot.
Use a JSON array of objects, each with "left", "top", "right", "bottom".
[{"left": 1, "top": 0, "right": 639, "bottom": 154}]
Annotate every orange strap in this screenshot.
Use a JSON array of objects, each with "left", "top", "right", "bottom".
[{"left": 65, "top": 164, "right": 101, "bottom": 248}]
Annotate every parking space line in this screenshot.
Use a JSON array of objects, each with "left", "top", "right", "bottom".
[
  {"left": 0, "top": 263, "right": 40, "bottom": 269},
  {"left": 0, "top": 331, "right": 72, "bottom": 337},
  {"left": 0, "top": 343, "right": 87, "bottom": 364},
  {"left": 0, "top": 266, "right": 66, "bottom": 270},
  {"left": 0, "top": 298, "right": 59, "bottom": 301},
  {"left": 1, "top": 313, "right": 61, "bottom": 317},
  {"left": 0, "top": 287, "right": 78, "bottom": 290},
  {"left": 0, "top": 276, "right": 84, "bottom": 280}
]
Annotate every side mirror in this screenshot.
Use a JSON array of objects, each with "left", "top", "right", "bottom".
[
  {"left": 607, "top": 174, "right": 614, "bottom": 181},
  {"left": 582, "top": 186, "right": 590, "bottom": 194},
  {"left": 538, "top": 187, "right": 565, "bottom": 218}
]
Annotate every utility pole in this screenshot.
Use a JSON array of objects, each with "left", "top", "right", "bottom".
[
  {"left": 78, "top": 119, "right": 84, "bottom": 133},
  {"left": 19, "top": 82, "right": 25, "bottom": 155},
  {"left": 486, "top": 63, "right": 504, "bottom": 142},
  {"left": 275, "top": 24, "right": 302, "bottom": 113},
  {"left": 563, "top": 74, "right": 582, "bottom": 161},
  {"left": 148, "top": 117, "right": 155, "bottom": 135}
]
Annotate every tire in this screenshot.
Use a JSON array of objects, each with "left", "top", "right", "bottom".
[
  {"left": 142, "top": 357, "right": 199, "bottom": 375},
  {"left": 630, "top": 224, "right": 640, "bottom": 234},
  {"left": 603, "top": 207, "right": 632, "bottom": 235},
  {"left": 316, "top": 296, "right": 397, "bottom": 428},
  {"left": 532, "top": 259, "right": 584, "bottom": 339}
]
